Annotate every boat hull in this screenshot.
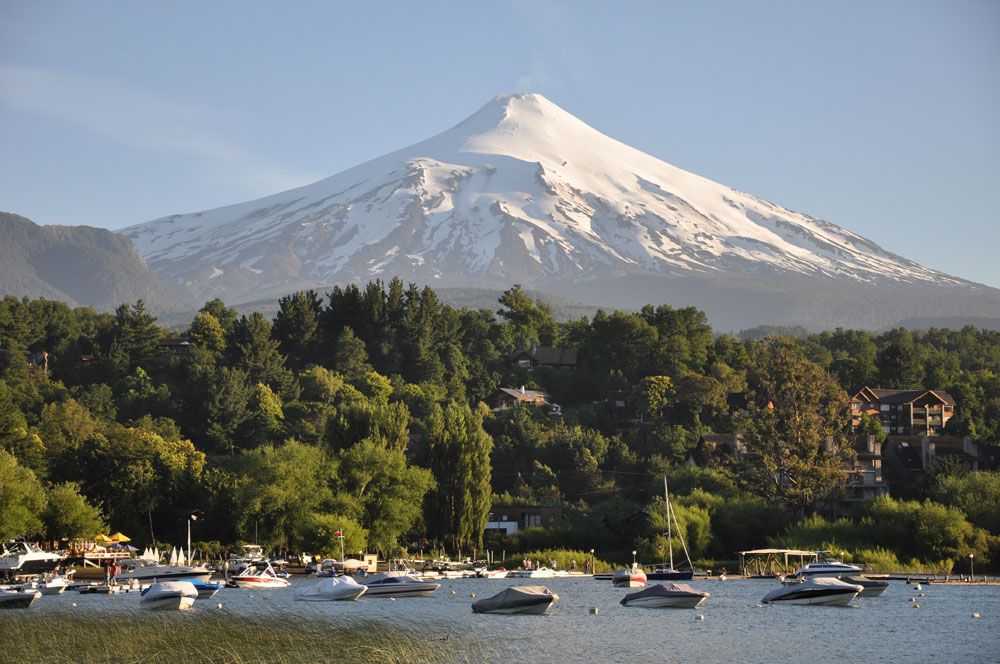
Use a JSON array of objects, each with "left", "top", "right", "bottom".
[
  {"left": 646, "top": 571, "right": 694, "bottom": 581},
  {"left": 621, "top": 595, "right": 707, "bottom": 609},
  {"left": 117, "top": 570, "right": 213, "bottom": 583},
  {"left": 142, "top": 595, "right": 196, "bottom": 611},
  {"left": 39, "top": 585, "right": 66, "bottom": 596},
  {"left": 295, "top": 587, "right": 367, "bottom": 601},
  {"left": 363, "top": 584, "right": 439, "bottom": 598},
  {"left": 472, "top": 599, "right": 555, "bottom": 615},
  {"left": 764, "top": 590, "right": 859, "bottom": 606},
  {"left": 0, "top": 590, "right": 41, "bottom": 609},
  {"left": 232, "top": 577, "right": 290, "bottom": 589}
]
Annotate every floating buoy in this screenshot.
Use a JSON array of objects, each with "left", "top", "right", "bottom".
[
  {"left": 719, "top": 575, "right": 727, "bottom": 581},
  {"left": 919, "top": 593, "right": 925, "bottom": 597},
  {"left": 389, "top": 597, "right": 396, "bottom": 602},
  {"left": 972, "top": 612, "right": 981, "bottom": 619},
  {"left": 695, "top": 614, "right": 705, "bottom": 621},
  {"left": 450, "top": 590, "right": 456, "bottom": 596},
  {"left": 909, "top": 597, "right": 915, "bottom": 602},
  {"left": 469, "top": 592, "right": 476, "bottom": 598},
  {"left": 71, "top": 602, "right": 77, "bottom": 607},
  {"left": 913, "top": 604, "right": 921, "bottom": 609},
  {"left": 217, "top": 603, "right": 223, "bottom": 609},
  {"left": 915, "top": 584, "right": 922, "bottom": 591},
  {"left": 589, "top": 606, "right": 599, "bottom": 615}
]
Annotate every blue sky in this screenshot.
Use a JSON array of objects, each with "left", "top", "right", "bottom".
[{"left": 2, "top": 0, "right": 998, "bottom": 286}]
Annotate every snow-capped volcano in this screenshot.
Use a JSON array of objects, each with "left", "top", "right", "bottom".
[{"left": 122, "top": 93, "right": 990, "bottom": 327}]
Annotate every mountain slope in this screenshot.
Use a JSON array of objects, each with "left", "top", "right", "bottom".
[
  {"left": 0, "top": 212, "right": 186, "bottom": 311},
  {"left": 121, "top": 93, "right": 999, "bottom": 329}
]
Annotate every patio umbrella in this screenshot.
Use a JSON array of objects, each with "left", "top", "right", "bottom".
[
  {"left": 109, "top": 532, "right": 131, "bottom": 542},
  {"left": 95, "top": 534, "right": 113, "bottom": 544}
]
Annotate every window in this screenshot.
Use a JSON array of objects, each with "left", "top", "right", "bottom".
[
  {"left": 525, "top": 514, "right": 542, "bottom": 528},
  {"left": 880, "top": 404, "right": 890, "bottom": 411},
  {"left": 518, "top": 359, "right": 532, "bottom": 368},
  {"left": 501, "top": 514, "right": 508, "bottom": 521}
]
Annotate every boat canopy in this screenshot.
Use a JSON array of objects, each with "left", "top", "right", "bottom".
[
  {"left": 738, "top": 549, "right": 819, "bottom": 576},
  {"left": 472, "top": 585, "right": 555, "bottom": 612}
]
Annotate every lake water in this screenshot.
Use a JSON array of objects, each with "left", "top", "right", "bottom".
[{"left": 29, "top": 576, "right": 1000, "bottom": 663}]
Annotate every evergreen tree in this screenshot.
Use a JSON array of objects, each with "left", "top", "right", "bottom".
[{"left": 272, "top": 290, "right": 322, "bottom": 367}]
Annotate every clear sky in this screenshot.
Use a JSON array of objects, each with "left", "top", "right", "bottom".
[{"left": 2, "top": 0, "right": 998, "bottom": 286}]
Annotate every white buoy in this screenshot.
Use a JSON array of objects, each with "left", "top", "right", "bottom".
[
  {"left": 589, "top": 606, "right": 599, "bottom": 615},
  {"left": 450, "top": 590, "right": 456, "bottom": 596},
  {"left": 217, "top": 603, "right": 223, "bottom": 609},
  {"left": 972, "top": 612, "right": 981, "bottom": 619},
  {"left": 695, "top": 614, "right": 705, "bottom": 621},
  {"left": 389, "top": 597, "right": 396, "bottom": 602},
  {"left": 71, "top": 602, "right": 77, "bottom": 607},
  {"left": 915, "top": 584, "right": 922, "bottom": 591},
  {"left": 470, "top": 592, "right": 476, "bottom": 598},
  {"left": 909, "top": 597, "right": 916, "bottom": 602}
]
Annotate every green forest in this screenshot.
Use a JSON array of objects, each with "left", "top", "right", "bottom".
[{"left": 1, "top": 280, "right": 999, "bottom": 572}]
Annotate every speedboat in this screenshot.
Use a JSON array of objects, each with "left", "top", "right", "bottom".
[
  {"left": 483, "top": 569, "right": 509, "bottom": 579},
  {"left": 0, "top": 541, "right": 64, "bottom": 580},
  {"left": 762, "top": 577, "right": 863, "bottom": 606},
  {"left": 838, "top": 575, "right": 889, "bottom": 597},
  {"left": 620, "top": 583, "right": 709, "bottom": 608},
  {"left": 612, "top": 566, "right": 647, "bottom": 588},
  {"left": 225, "top": 544, "right": 267, "bottom": 577},
  {"left": 507, "top": 567, "right": 556, "bottom": 579},
  {"left": 362, "top": 571, "right": 440, "bottom": 597},
  {"left": 230, "top": 561, "right": 290, "bottom": 589},
  {"left": 472, "top": 585, "right": 559, "bottom": 614},
  {"left": 38, "top": 576, "right": 72, "bottom": 595},
  {"left": 789, "top": 557, "right": 862, "bottom": 579},
  {"left": 140, "top": 581, "right": 197, "bottom": 610},
  {"left": 295, "top": 576, "right": 367, "bottom": 601},
  {"left": 181, "top": 577, "right": 223, "bottom": 599},
  {"left": 115, "top": 557, "right": 212, "bottom": 583},
  {"left": 0, "top": 589, "right": 41, "bottom": 609}
]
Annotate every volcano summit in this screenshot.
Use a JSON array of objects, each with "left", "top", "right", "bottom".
[{"left": 122, "top": 93, "right": 999, "bottom": 329}]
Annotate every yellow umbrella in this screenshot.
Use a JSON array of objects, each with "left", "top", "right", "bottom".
[
  {"left": 94, "top": 534, "right": 113, "bottom": 544},
  {"left": 109, "top": 532, "right": 131, "bottom": 543}
]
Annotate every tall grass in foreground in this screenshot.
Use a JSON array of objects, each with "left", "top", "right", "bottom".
[{"left": 0, "top": 611, "right": 507, "bottom": 664}]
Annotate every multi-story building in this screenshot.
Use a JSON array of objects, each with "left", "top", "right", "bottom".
[{"left": 850, "top": 387, "right": 955, "bottom": 436}]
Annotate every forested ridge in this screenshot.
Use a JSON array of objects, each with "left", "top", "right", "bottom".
[{"left": 2, "top": 279, "right": 999, "bottom": 570}]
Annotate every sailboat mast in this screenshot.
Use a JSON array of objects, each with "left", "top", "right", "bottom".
[{"left": 665, "top": 476, "right": 674, "bottom": 570}]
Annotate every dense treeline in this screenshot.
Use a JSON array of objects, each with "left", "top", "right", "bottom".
[{"left": 1, "top": 281, "right": 998, "bottom": 570}]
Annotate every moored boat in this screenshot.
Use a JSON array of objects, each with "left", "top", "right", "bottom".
[
  {"left": 140, "top": 581, "right": 197, "bottom": 610},
  {"left": 115, "top": 558, "right": 212, "bottom": 584},
  {"left": 472, "top": 585, "right": 559, "bottom": 614},
  {"left": 0, "top": 589, "right": 41, "bottom": 609},
  {"left": 230, "top": 561, "right": 290, "bottom": 589},
  {"left": 182, "top": 577, "right": 223, "bottom": 599},
  {"left": 620, "top": 583, "right": 709, "bottom": 608},
  {"left": 762, "top": 577, "right": 863, "bottom": 606},
  {"left": 788, "top": 556, "right": 862, "bottom": 579},
  {"left": 362, "top": 571, "right": 440, "bottom": 597},
  {"left": 612, "top": 565, "right": 647, "bottom": 588},
  {"left": 507, "top": 567, "right": 556, "bottom": 579},
  {"left": 838, "top": 575, "right": 889, "bottom": 597},
  {"left": 0, "top": 542, "right": 64, "bottom": 580},
  {"left": 295, "top": 576, "right": 367, "bottom": 601}
]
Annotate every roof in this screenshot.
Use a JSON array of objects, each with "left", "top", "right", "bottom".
[
  {"left": 739, "top": 549, "right": 818, "bottom": 557},
  {"left": 510, "top": 347, "right": 578, "bottom": 366},
  {"left": 495, "top": 387, "right": 550, "bottom": 401},
  {"left": 853, "top": 387, "right": 955, "bottom": 406}
]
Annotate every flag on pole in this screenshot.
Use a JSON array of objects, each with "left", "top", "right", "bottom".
[{"left": 334, "top": 530, "right": 344, "bottom": 538}]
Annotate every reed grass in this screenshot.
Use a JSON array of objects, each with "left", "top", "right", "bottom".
[{"left": 0, "top": 611, "right": 504, "bottom": 664}]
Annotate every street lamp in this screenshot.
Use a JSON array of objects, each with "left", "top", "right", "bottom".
[
  {"left": 632, "top": 549, "right": 637, "bottom": 568},
  {"left": 186, "top": 513, "right": 198, "bottom": 566},
  {"left": 590, "top": 548, "right": 595, "bottom": 574},
  {"left": 969, "top": 553, "right": 975, "bottom": 581}
]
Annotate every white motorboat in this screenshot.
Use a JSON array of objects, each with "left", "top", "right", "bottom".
[
  {"left": 620, "top": 583, "right": 709, "bottom": 608},
  {"left": 38, "top": 576, "right": 72, "bottom": 595},
  {"left": 762, "top": 577, "right": 864, "bottom": 606},
  {"left": 140, "top": 581, "right": 197, "bottom": 610},
  {"left": 115, "top": 558, "right": 212, "bottom": 583},
  {"left": 362, "top": 571, "right": 440, "bottom": 597},
  {"left": 612, "top": 565, "right": 647, "bottom": 588},
  {"left": 230, "top": 561, "right": 290, "bottom": 589},
  {"left": 507, "top": 567, "right": 556, "bottom": 579},
  {"left": 0, "top": 541, "right": 64, "bottom": 580},
  {"left": 789, "top": 557, "right": 862, "bottom": 579},
  {"left": 483, "top": 569, "right": 509, "bottom": 579},
  {"left": 225, "top": 544, "right": 267, "bottom": 577},
  {"left": 295, "top": 576, "right": 367, "bottom": 601},
  {"left": 472, "top": 585, "right": 559, "bottom": 614},
  {"left": 838, "top": 575, "right": 889, "bottom": 597},
  {"left": 0, "top": 589, "right": 41, "bottom": 609}
]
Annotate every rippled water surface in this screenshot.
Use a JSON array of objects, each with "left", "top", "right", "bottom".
[{"left": 30, "top": 577, "right": 1000, "bottom": 663}]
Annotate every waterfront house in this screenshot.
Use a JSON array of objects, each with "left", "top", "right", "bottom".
[
  {"left": 508, "top": 346, "right": 578, "bottom": 371},
  {"left": 485, "top": 504, "right": 563, "bottom": 535}
]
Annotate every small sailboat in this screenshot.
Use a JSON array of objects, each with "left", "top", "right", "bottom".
[
  {"left": 140, "top": 581, "right": 198, "bottom": 610},
  {"left": 647, "top": 477, "right": 695, "bottom": 581},
  {"left": 472, "top": 586, "right": 559, "bottom": 614}
]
